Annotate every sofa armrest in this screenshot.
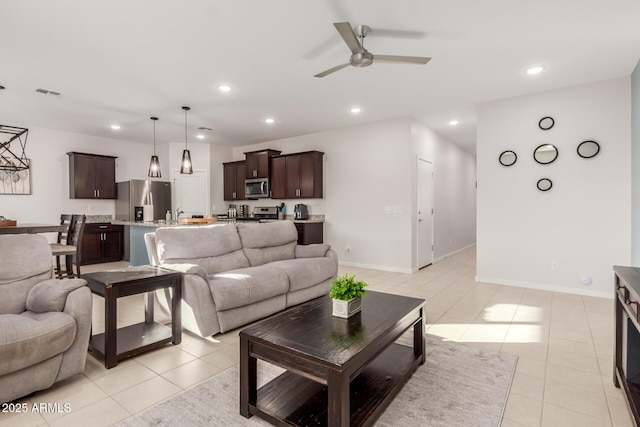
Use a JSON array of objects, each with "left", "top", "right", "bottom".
[
  {"left": 295, "top": 243, "right": 331, "bottom": 259},
  {"left": 26, "top": 278, "right": 88, "bottom": 313},
  {"left": 161, "top": 263, "right": 209, "bottom": 282}
]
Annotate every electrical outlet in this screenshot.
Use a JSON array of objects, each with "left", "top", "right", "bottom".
[{"left": 551, "top": 261, "right": 559, "bottom": 271}]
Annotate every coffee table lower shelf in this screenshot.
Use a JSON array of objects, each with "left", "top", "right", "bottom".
[
  {"left": 89, "top": 322, "right": 173, "bottom": 363},
  {"left": 250, "top": 343, "right": 420, "bottom": 427}
]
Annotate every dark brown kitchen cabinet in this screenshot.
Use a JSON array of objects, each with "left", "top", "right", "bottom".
[
  {"left": 244, "top": 149, "right": 281, "bottom": 179},
  {"left": 80, "top": 223, "right": 123, "bottom": 265},
  {"left": 270, "top": 151, "right": 323, "bottom": 199},
  {"left": 295, "top": 222, "right": 323, "bottom": 244},
  {"left": 223, "top": 161, "right": 246, "bottom": 201},
  {"left": 67, "top": 152, "right": 117, "bottom": 199}
]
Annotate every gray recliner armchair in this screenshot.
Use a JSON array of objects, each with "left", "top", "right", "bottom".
[{"left": 0, "top": 234, "right": 92, "bottom": 403}]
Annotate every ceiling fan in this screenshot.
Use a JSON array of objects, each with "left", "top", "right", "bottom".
[{"left": 314, "top": 22, "right": 431, "bottom": 78}]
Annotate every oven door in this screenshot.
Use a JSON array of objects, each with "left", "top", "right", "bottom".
[{"left": 245, "top": 178, "right": 269, "bottom": 199}]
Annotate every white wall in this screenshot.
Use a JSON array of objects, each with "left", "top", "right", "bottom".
[
  {"left": 477, "top": 77, "right": 631, "bottom": 298},
  {"left": 210, "top": 144, "right": 233, "bottom": 215},
  {"left": 230, "top": 117, "right": 476, "bottom": 272},
  {"left": 632, "top": 60, "right": 640, "bottom": 265},
  {"left": 1, "top": 126, "right": 167, "bottom": 226}
]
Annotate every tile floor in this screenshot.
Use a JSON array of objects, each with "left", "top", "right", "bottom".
[{"left": 0, "top": 246, "right": 633, "bottom": 426}]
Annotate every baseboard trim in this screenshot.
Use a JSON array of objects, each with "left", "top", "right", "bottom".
[
  {"left": 475, "top": 276, "right": 613, "bottom": 299},
  {"left": 434, "top": 243, "right": 476, "bottom": 264},
  {"left": 339, "top": 261, "right": 413, "bottom": 274}
]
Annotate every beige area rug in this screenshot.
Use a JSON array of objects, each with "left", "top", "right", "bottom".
[{"left": 119, "top": 335, "right": 517, "bottom": 427}]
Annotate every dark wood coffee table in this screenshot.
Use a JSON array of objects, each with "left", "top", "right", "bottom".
[
  {"left": 239, "top": 291, "right": 425, "bottom": 426},
  {"left": 82, "top": 265, "right": 182, "bottom": 368}
]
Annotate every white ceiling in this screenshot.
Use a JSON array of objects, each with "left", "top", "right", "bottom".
[{"left": 2, "top": 1, "right": 640, "bottom": 154}]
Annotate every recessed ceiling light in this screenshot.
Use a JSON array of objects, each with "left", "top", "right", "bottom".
[
  {"left": 110, "top": 124, "right": 121, "bottom": 130},
  {"left": 350, "top": 107, "right": 361, "bottom": 114},
  {"left": 449, "top": 120, "right": 459, "bottom": 126},
  {"left": 526, "top": 66, "right": 544, "bottom": 75},
  {"left": 196, "top": 134, "right": 205, "bottom": 139},
  {"left": 264, "top": 118, "right": 275, "bottom": 124},
  {"left": 218, "top": 85, "right": 232, "bottom": 92}
]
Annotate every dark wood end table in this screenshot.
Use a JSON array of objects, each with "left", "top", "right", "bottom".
[
  {"left": 82, "top": 265, "right": 182, "bottom": 368},
  {"left": 239, "top": 291, "right": 425, "bottom": 426}
]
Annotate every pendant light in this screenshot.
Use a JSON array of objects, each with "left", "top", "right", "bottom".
[
  {"left": 148, "top": 116, "right": 161, "bottom": 178},
  {"left": 180, "top": 106, "right": 193, "bottom": 174}
]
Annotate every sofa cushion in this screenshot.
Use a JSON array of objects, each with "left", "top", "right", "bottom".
[
  {"left": 237, "top": 222, "right": 298, "bottom": 266},
  {"left": 0, "top": 311, "right": 76, "bottom": 376},
  {"left": 270, "top": 257, "right": 338, "bottom": 292},
  {"left": 208, "top": 265, "right": 289, "bottom": 311},
  {"left": 156, "top": 224, "right": 250, "bottom": 274},
  {"left": 0, "top": 235, "right": 53, "bottom": 315}
]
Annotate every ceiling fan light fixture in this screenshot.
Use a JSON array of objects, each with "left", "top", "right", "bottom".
[
  {"left": 449, "top": 120, "right": 459, "bottom": 126},
  {"left": 350, "top": 107, "right": 361, "bottom": 114},
  {"left": 180, "top": 106, "right": 193, "bottom": 174},
  {"left": 110, "top": 124, "right": 121, "bottom": 130},
  {"left": 148, "top": 116, "right": 161, "bottom": 178},
  {"left": 264, "top": 118, "right": 275, "bottom": 124},
  {"left": 218, "top": 85, "right": 231, "bottom": 92}
]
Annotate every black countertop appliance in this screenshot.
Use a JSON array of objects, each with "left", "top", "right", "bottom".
[{"left": 294, "top": 204, "right": 309, "bottom": 220}]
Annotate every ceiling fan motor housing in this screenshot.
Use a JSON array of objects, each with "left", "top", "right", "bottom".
[{"left": 350, "top": 51, "right": 374, "bottom": 67}]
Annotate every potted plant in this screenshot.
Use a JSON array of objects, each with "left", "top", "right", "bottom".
[{"left": 329, "top": 274, "right": 368, "bottom": 318}]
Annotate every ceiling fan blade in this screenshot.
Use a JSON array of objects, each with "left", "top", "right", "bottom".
[
  {"left": 373, "top": 55, "right": 431, "bottom": 65},
  {"left": 314, "top": 63, "right": 350, "bottom": 78},
  {"left": 333, "top": 22, "right": 361, "bottom": 54},
  {"left": 371, "top": 28, "right": 427, "bottom": 40}
]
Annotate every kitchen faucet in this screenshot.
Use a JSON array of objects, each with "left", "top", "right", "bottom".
[{"left": 175, "top": 208, "right": 184, "bottom": 220}]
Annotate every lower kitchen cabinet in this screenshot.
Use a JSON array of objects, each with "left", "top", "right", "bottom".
[
  {"left": 295, "top": 222, "right": 323, "bottom": 245},
  {"left": 80, "top": 223, "right": 124, "bottom": 265}
]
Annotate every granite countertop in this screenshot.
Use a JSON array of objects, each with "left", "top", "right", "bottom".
[
  {"left": 218, "top": 215, "right": 324, "bottom": 224},
  {"left": 111, "top": 214, "right": 325, "bottom": 227},
  {"left": 86, "top": 214, "right": 114, "bottom": 223}
]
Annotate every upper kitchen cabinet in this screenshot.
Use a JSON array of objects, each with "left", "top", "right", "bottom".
[
  {"left": 271, "top": 151, "right": 323, "bottom": 199},
  {"left": 223, "top": 160, "right": 246, "bottom": 201},
  {"left": 244, "top": 149, "right": 281, "bottom": 179},
  {"left": 67, "top": 152, "right": 117, "bottom": 199}
]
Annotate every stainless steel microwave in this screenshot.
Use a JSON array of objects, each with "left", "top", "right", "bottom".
[{"left": 245, "top": 178, "right": 269, "bottom": 199}]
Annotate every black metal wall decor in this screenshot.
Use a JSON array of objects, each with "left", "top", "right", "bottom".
[
  {"left": 0, "top": 125, "right": 29, "bottom": 171},
  {"left": 0, "top": 125, "right": 31, "bottom": 195}
]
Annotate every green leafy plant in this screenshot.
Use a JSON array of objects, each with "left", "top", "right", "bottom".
[{"left": 329, "top": 274, "right": 368, "bottom": 301}]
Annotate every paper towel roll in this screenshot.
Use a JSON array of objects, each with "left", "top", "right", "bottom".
[{"left": 143, "top": 205, "right": 154, "bottom": 222}]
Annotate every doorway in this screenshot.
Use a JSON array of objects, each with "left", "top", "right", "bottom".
[
  {"left": 172, "top": 170, "right": 209, "bottom": 218},
  {"left": 417, "top": 158, "right": 434, "bottom": 269}
]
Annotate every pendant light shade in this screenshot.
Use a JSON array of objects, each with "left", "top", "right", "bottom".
[
  {"left": 180, "top": 106, "right": 193, "bottom": 174},
  {"left": 148, "top": 116, "right": 161, "bottom": 178}
]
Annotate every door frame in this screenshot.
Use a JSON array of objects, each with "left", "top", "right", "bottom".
[{"left": 417, "top": 158, "right": 434, "bottom": 269}]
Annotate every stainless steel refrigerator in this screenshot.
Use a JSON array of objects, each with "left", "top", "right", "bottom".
[{"left": 115, "top": 180, "right": 171, "bottom": 260}]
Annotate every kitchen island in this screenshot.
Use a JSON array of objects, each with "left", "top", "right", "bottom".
[{"left": 114, "top": 215, "right": 325, "bottom": 266}]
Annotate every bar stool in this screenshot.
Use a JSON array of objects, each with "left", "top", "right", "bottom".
[{"left": 50, "top": 214, "right": 86, "bottom": 278}]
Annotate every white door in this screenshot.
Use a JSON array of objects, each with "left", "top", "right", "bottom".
[
  {"left": 172, "top": 170, "right": 209, "bottom": 218},
  {"left": 417, "top": 159, "right": 434, "bottom": 269}
]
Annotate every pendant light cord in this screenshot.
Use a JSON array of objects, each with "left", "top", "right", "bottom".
[
  {"left": 183, "top": 107, "right": 189, "bottom": 149},
  {"left": 153, "top": 119, "right": 157, "bottom": 155}
]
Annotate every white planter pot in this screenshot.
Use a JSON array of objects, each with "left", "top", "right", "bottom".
[{"left": 332, "top": 296, "right": 362, "bottom": 318}]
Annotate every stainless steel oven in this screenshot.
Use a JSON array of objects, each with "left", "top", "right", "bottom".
[{"left": 245, "top": 178, "right": 269, "bottom": 199}]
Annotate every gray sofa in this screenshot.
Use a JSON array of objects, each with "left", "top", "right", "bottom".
[
  {"left": 0, "top": 234, "right": 92, "bottom": 404},
  {"left": 145, "top": 220, "right": 338, "bottom": 337}
]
